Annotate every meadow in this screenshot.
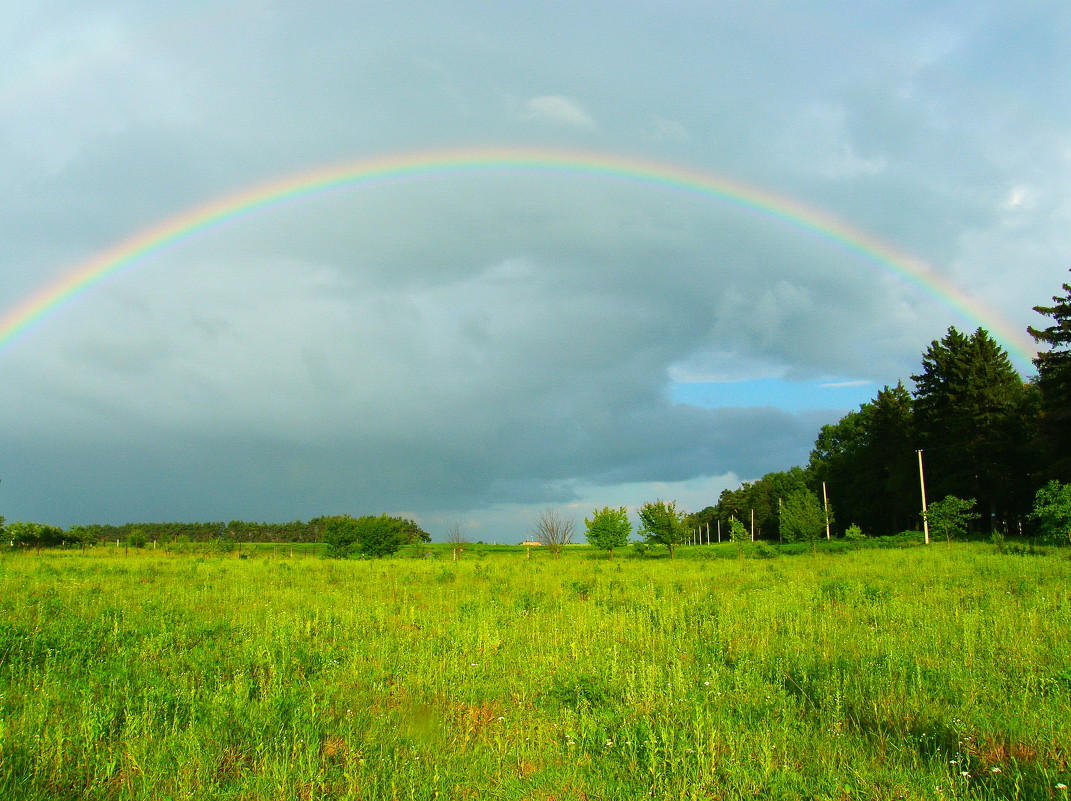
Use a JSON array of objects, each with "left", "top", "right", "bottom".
[{"left": 0, "top": 542, "right": 1068, "bottom": 800}]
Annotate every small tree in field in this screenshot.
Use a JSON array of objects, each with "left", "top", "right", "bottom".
[
  {"left": 584, "top": 506, "right": 631, "bottom": 558},
  {"left": 446, "top": 522, "right": 469, "bottom": 560},
  {"left": 1029, "top": 480, "right": 1071, "bottom": 544},
  {"left": 925, "top": 495, "right": 978, "bottom": 546},
  {"left": 728, "top": 517, "right": 749, "bottom": 559},
  {"left": 844, "top": 523, "right": 867, "bottom": 548},
  {"left": 533, "top": 509, "right": 575, "bottom": 558},
  {"left": 638, "top": 500, "right": 688, "bottom": 558},
  {"left": 780, "top": 488, "right": 827, "bottom": 554}
]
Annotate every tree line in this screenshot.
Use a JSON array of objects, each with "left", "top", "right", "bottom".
[
  {"left": 0, "top": 516, "right": 430, "bottom": 551},
  {"left": 682, "top": 271, "right": 1071, "bottom": 544},
  {"left": 564, "top": 272, "right": 1071, "bottom": 556}
]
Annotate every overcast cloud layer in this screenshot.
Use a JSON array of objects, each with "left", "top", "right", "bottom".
[{"left": 2, "top": 2, "right": 1069, "bottom": 541}]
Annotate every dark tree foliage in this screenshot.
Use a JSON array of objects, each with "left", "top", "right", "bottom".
[
  {"left": 911, "top": 327, "right": 1035, "bottom": 531},
  {"left": 75, "top": 520, "right": 322, "bottom": 544},
  {"left": 322, "top": 514, "right": 417, "bottom": 558},
  {"left": 6, "top": 521, "right": 65, "bottom": 550},
  {"left": 809, "top": 383, "right": 918, "bottom": 537},
  {"left": 1028, "top": 271, "right": 1071, "bottom": 481},
  {"left": 322, "top": 515, "right": 362, "bottom": 557}
]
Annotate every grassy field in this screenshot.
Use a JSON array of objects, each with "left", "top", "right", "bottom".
[{"left": 0, "top": 542, "right": 1068, "bottom": 800}]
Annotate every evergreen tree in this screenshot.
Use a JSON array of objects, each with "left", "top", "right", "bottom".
[
  {"left": 866, "top": 383, "right": 919, "bottom": 534},
  {"left": 1028, "top": 271, "right": 1071, "bottom": 481},
  {"left": 911, "top": 327, "right": 1031, "bottom": 531},
  {"left": 808, "top": 387, "right": 916, "bottom": 537}
]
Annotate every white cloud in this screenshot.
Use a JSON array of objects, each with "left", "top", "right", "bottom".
[
  {"left": 516, "top": 95, "right": 597, "bottom": 130},
  {"left": 648, "top": 116, "right": 691, "bottom": 142},
  {"left": 820, "top": 380, "right": 871, "bottom": 389}
]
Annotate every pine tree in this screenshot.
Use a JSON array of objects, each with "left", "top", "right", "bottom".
[
  {"left": 1028, "top": 271, "right": 1071, "bottom": 481},
  {"left": 911, "top": 327, "right": 1031, "bottom": 531},
  {"left": 865, "top": 383, "right": 918, "bottom": 534}
]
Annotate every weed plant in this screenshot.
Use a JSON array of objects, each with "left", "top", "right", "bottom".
[{"left": 0, "top": 543, "right": 1068, "bottom": 799}]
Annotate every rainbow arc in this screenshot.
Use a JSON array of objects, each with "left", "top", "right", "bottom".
[{"left": 0, "top": 146, "right": 1036, "bottom": 368}]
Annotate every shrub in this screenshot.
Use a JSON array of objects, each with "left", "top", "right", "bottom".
[
  {"left": 749, "top": 541, "right": 779, "bottom": 559},
  {"left": 844, "top": 523, "right": 866, "bottom": 543},
  {"left": 1030, "top": 480, "right": 1071, "bottom": 544},
  {"left": 925, "top": 495, "right": 979, "bottom": 545},
  {"left": 631, "top": 541, "right": 651, "bottom": 557}
]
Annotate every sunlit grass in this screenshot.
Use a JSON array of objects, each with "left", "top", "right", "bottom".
[{"left": 0, "top": 543, "right": 1068, "bottom": 799}]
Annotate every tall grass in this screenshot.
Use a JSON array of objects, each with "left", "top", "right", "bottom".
[{"left": 0, "top": 544, "right": 1068, "bottom": 799}]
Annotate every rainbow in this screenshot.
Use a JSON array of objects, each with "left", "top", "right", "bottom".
[{"left": 0, "top": 146, "right": 1036, "bottom": 368}]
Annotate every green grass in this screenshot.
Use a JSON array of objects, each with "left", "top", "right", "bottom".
[{"left": 0, "top": 543, "right": 1068, "bottom": 799}]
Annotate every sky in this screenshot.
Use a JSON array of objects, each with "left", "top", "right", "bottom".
[{"left": 1, "top": 1, "right": 1069, "bottom": 542}]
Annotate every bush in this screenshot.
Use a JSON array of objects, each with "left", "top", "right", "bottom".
[
  {"left": 844, "top": 524, "right": 867, "bottom": 543},
  {"left": 1030, "top": 480, "right": 1071, "bottom": 545},
  {"left": 630, "top": 541, "right": 652, "bottom": 557},
  {"left": 748, "top": 541, "right": 779, "bottom": 559}
]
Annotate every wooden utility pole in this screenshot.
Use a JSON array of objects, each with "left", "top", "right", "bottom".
[
  {"left": 717, "top": 519, "right": 721, "bottom": 543},
  {"left": 822, "top": 481, "right": 831, "bottom": 540},
  {"left": 750, "top": 509, "right": 755, "bottom": 541},
  {"left": 917, "top": 449, "right": 930, "bottom": 545}
]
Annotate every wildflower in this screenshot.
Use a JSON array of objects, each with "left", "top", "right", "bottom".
[
  {"left": 990, "top": 767, "right": 1001, "bottom": 773},
  {"left": 1056, "top": 783, "right": 1067, "bottom": 790}
]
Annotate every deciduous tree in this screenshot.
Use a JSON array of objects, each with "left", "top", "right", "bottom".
[
  {"left": 532, "top": 509, "right": 575, "bottom": 558},
  {"left": 322, "top": 515, "right": 361, "bottom": 558},
  {"left": 322, "top": 514, "right": 410, "bottom": 558},
  {"left": 728, "top": 517, "right": 749, "bottom": 559},
  {"left": 1029, "top": 480, "right": 1071, "bottom": 544},
  {"left": 584, "top": 506, "right": 631, "bottom": 558},
  {"left": 924, "top": 495, "right": 979, "bottom": 546},
  {"left": 446, "top": 523, "right": 468, "bottom": 560},
  {"left": 638, "top": 500, "right": 688, "bottom": 558}
]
